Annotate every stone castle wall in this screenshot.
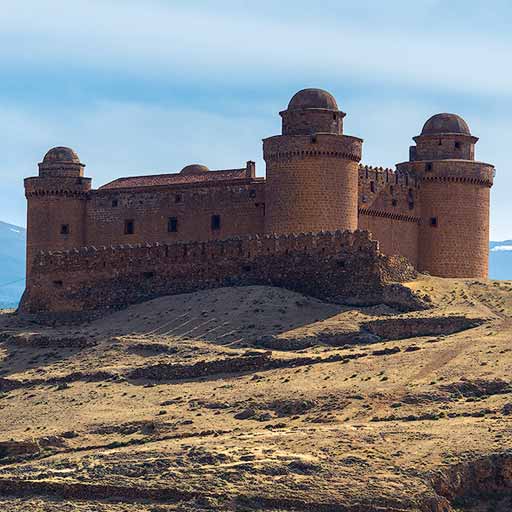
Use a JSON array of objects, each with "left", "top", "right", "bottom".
[
  {"left": 20, "top": 230, "right": 418, "bottom": 318},
  {"left": 263, "top": 134, "right": 362, "bottom": 234}
]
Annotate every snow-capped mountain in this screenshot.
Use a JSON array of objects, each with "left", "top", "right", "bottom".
[{"left": 0, "top": 221, "right": 25, "bottom": 309}]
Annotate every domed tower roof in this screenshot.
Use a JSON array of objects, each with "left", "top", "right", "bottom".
[
  {"left": 42, "top": 146, "right": 81, "bottom": 164},
  {"left": 180, "top": 164, "right": 210, "bottom": 175},
  {"left": 288, "top": 88, "right": 338, "bottom": 111},
  {"left": 421, "top": 113, "right": 471, "bottom": 136}
]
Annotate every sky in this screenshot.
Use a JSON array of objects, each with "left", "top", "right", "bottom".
[{"left": 1, "top": 0, "right": 511, "bottom": 239}]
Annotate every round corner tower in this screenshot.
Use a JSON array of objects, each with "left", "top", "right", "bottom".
[
  {"left": 25, "top": 147, "right": 91, "bottom": 276},
  {"left": 397, "top": 114, "right": 494, "bottom": 278},
  {"left": 263, "top": 88, "right": 363, "bottom": 235}
]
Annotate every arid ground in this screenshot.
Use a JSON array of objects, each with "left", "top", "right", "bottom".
[{"left": 0, "top": 277, "right": 510, "bottom": 511}]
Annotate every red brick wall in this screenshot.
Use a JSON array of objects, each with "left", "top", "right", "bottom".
[
  {"left": 396, "top": 159, "right": 494, "bottom": 278},
  {"left": 358, "top": 211, "right": 419, "bottom": 268},
  {"left": 24, "top": 177, "right": 91, "bottom": 276},
  {"left": 85, "top": 181, "right": 265, "bottom": 246},
  {"left": 263, "top": 134, "right": 362, "bottom": 234}
]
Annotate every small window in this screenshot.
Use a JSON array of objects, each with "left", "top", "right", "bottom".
[
  {"left": 455, "top": 141, "right": 461, "bottom": 149},
  {"left": 362, "top": 194, "right": 368, "bottom": 203},
  {"left": 426, "top": 163, "right": 433, "bottom": 172},
  {"left": 438, "top": 139, "right": 442, "bottom": 146},
  {"left": 168, "top": 217, "right": 178, "bottom": 233},
  {"left": 249, "top": 189, "right": 256, "bottom": 199},
  {"left": 53, "top": 280, "right": 63, "bottom": 288},
  {"left": 175, "top": 194, "right": 182, "bottom": 203},
  {"left": 143, "top": 271, "right": 154, "bottom": 279},
  {"left": 333, "top": 113, "right": 337, "bottom": 121},
  {"left": 60, "top": 224, "right": 70, "bottom": 235},
  {"left": 211, "top": 214, "right": 221, "bottom": 231},
  {"left": 370, "top": 181, "right": 375, "bottom": 193},
  {"left": 111, "top": 199, "right": 118, "bottom": 207},
  {"left": 124, "top": 219, "right": 135, "bottom": 235},
  {"left": 392, "top": 199, "right": 398, "bottom": 207},
  {"left": 430, "top": 217, "right": 438, "bottom": 227}
]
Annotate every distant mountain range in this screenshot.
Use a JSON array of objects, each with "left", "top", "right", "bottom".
[
  {"left": 0, "top": 221, "right": 26, "bottom": 309},
  {"left": 0, "top": 221, "right": 510, "bottom": 309}
]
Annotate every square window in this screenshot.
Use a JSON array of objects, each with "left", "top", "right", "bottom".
[
  {"left": 168, "top": 217, "right": 178, "bottom": 233},
  {"left": 211, "top": 214, "right": 221, "bottom": 231},
  {"left": 124, "top": 220, "right": 135, "bottom": 235},
  {"left": 60, "top": 224, "right": 70, "bottom": 235},
  {"left": 430, "top": 217, "right": 438, "bottom": 227}
]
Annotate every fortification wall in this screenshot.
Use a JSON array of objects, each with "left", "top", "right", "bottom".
[
  {"left": 358, "top": 209, "right": 420, "bottom": 268},
  {"left": 20, "top": 230, "right": 419, "bottom": 318},
  {"left": 86, "top": 181, "right": 265, "bottom": 246}
]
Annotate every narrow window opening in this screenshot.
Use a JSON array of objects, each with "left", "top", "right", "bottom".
[
  {"left": 175, "top": 194, "right": 182, "bottom": 203},
  {"left": 60, "top": 224, "right": 70, "bottom": 235},
  {"left": 333, "top": 113, "right": 337, "bottom": 120},
  {"left": 211, "top": 214, "right": 221, "bottom": 231},
  {"left": 438, "top": 139, "right": 442, "bottom": 146},
  {"left": 426, "top": 163, "right": 433, "bottom": 172},
  {"left": 455, "top": 141, "right": 461, "bottom": 149},
  {"left": 370, "top": 181, "right": 375, "bottom": 193},
  {"left": 249, "top": 189, "right": 256, "bottom": 198},
  {"left": 168, "top": 217, "right": 178, "bottom": 233},
  {"left": 53, "top": 280, "right": 63, "bottom": 288},
  {"left": 111, "top": 199, "right": 118, "bottom": 208},
  {"left": 430, "top": 217, "right": 438, "bottom": 227},
  {"left": 124, "top": 219, "right": 135, "bottom": 235},
  {"left": 392, "top": 199, "right": 398, "bottom": 207}
]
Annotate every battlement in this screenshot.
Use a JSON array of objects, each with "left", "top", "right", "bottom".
[
  {"left": 358, "top": 164, "right": 419, "bottom": 189},
  {"left": 34, "top": 230, "right": 379, "bottom": 271},
  {"left": 20, "top": 229, "right": 419, "bottom": 319}
]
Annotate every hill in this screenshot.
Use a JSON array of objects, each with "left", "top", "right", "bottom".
[
  {"left": 0, "top": 222, "right": 25, "bottom": 309},
  {"left": 0, "top": 279, "right": 511, "bottom": 511}
]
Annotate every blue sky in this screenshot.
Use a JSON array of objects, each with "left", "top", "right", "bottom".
[{"left": 1, "top": 0, "right": 511, "bottom": 239}]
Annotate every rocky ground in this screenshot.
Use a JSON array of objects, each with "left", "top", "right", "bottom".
[{"left": 0, "top": 277, "right": 510, "bottom": 511}]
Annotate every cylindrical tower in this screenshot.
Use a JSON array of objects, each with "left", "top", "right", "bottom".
[
  {"left": 263, "top": 88, "right": 363, "bottom": 235},
  {"left": 397, "top": 114, "right": 494, "bottom": 278},
  {"left": 24, "top": 147, "right": 91, "bottom": 276}
]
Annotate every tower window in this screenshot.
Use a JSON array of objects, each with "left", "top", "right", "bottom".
[
  {"left": 455, "top": 141, "right": 461, "bottom": 149},
  {"left": 430, "top": 217, "right": 438, "bottom": 227},
  {"left": 211, "top": 214, "right": 221, "bottom": 231},
  {"left": 175, "top": 194, "right": 182, "bottom": 203},
  {"left": 168, "top": 217, "right": 178, "bottom": 233},
  {"left": 124, "top": 219, "right": 135, "bottom": 235},
  {"left": 370, "top": 181, "right": 375, "bottom": 193},
  {"left": 111, "top": 199, "right": 118, "bottom": 207},
  {"left": 426, "top": 163, "right": 433, "bottom": 172},
  {"left": 60, "top": 224, "right": 70, "bottom": 235},
  {"left": 392, "top": 199, "right": 398, "bottom": 207},
  {"left": 249, "top": 189, "right": 256, "bottom": 198}
]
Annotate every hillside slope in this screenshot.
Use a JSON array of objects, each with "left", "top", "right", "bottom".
[{"left": 0, "top": 279, "right": 511, "bottom": 511}]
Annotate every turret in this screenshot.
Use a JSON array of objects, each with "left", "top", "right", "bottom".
[
  {"left": 24, "top": 147, "right": 91, "bottom": 276},
  {"left": 397, "top": 114, "right": 494, "bottom": 278},
  {"left": 263, "top": 88, "right": 363, "bottom": 235}
]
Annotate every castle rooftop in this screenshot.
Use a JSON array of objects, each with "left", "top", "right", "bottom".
[
  {"left": 421, "top": 113, "right": 471, "bottom": 136},
  {"left": 287, "top": 88, "right": 338, "bottom": 111},
  {"left": 99, "top": 167, "right": 251, "bottom": 190}
]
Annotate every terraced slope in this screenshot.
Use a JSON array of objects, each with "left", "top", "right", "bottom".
[{"left": 0, "top": 278, "right": 510, "bottom": 511}]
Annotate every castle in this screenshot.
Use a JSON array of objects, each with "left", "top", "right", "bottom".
[{"left": 20, "top": 88, "right": 495, "bottom": 317}]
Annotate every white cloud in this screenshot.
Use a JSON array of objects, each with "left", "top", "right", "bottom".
[
  {"left": 491, "top": 245, "right": 512, "bottom": 252},
  {"left": 0, "top": 0, "right": 511, "bottom": 97}
]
